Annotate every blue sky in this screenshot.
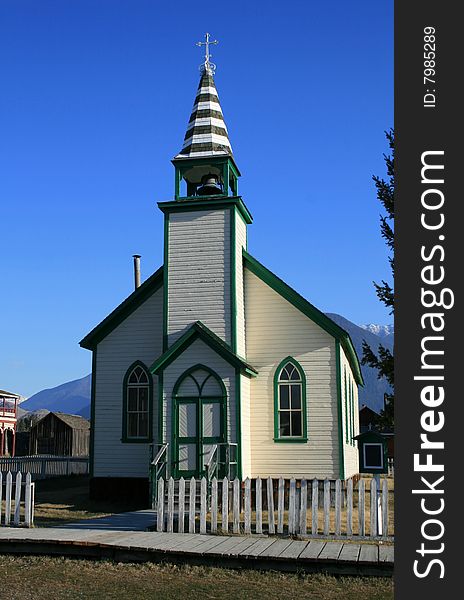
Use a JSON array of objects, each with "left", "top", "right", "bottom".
[{"left": 0, "top": 0, "right": 393, "bottom": 398}]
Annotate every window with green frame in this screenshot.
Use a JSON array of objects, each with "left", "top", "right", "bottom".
[
  {"left": 274, "top": 358, "right": 307, "bottom": 442},
  {"left": 122, "top": 361, "right": 153, "bottom": 443}
]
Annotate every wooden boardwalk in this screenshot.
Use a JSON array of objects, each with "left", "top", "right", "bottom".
[{"left": 0, "top": 528, "right": 393, "bottom": 576}]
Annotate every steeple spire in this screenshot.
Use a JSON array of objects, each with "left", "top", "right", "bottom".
[{"left": 175, "top": 34, "right": 232, "bottom": 159}]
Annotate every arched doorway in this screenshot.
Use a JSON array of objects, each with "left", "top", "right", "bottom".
[{"left": 172, "top": 365, "right": 226, "bottom": 478}]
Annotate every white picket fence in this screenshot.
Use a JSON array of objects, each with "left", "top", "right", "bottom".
[
  {"left": 155, "top": 476, "right": 392, "bottom": 540},
  {"left": 0, "top": 455, "right": 89, "bottom": 479},
  {"left": 0, "top": 471, "right": 35, "bottom": 527}
]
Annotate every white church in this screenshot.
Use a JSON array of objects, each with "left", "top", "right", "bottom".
[{"left": 80, "top": 39, "right": 362, "bottom": 500}]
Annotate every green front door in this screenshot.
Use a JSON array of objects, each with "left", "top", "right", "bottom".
[{"left": 173, "top": 366, "right": 226, "bottom": 478}]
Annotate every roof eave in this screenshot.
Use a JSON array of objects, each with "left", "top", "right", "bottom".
[
  {"left": 242, "top": 250, "right": 364, "bottom": 386},
  {"left": 79, "top": 266, "right": 164, "bottom": 351}
]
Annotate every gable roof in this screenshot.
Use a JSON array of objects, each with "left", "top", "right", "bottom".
[
  {"left": 242, "top": 250, "right": 364, "bottom": 385},
  {"left": 34, "top": 411, "right": 90, "bottom": 430},
  {"left": 150, "top": 321, "right": 258, "bottom": 377},
  {"left": 53, "top": 412, "right": 90, "bottom": 430},
  {"left": 79, "top": 266, "right": 163, "bottom": 350}
]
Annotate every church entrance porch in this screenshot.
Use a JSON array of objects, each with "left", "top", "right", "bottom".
[
  {"left": 171, "top": 366, "right": 227, "bottom": 479},
  {"left": 174, "top": 396, "right": 225, "bottom": 478}
]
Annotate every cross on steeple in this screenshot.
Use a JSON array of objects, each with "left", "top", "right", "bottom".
[{"left": 196, "top": 32, "right": 219, "bottom": 74}]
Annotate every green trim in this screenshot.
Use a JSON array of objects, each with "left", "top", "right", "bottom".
[
  {"left": 230, "top": 207, "right": 237, "bottom": 354},
  {"left": 150, "top": 321, "right": 258, "bottom": 377},
  {"left": 235, "top": 367, "right": 242, "bottom": 479},
  {"left": 336, "top": 341, "right": 345, "bottom": 480},
  {"left": 242, "top": 250, "right": 364, "bottom": 386},
  {"left": 89, "top": 349, "right": 97, "bottom": 478},
  {"left": 172, "top": 154, "right": 241, "bottom": 177},
  {"left": 158, "top": 371, "right": 164, "bottom": 444},
  {"left": 351, "top": 382, "right": 355, "bottom": 446},
  {"left": 80, "top": 267, "right": 163, "bottom": 350},
  {"left": 121, "top": 360, "right": 153, "bottom": 444},
  {"left": 172, "top": 364, "right": 227, "bottom": 478},
  {"left": 273, "top": 357, "right": 308, "bottom": 443},
  {"left": 162, "top": 214, "right": 169, "bottom": 352},
  {"left": 158, "top": 196, "right": 253, "bottom": 226},
  {"left": 344, "top": 368, "right": 348, "bottom": 444}
]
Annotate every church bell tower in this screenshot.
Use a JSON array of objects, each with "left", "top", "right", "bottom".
[{"left": 158, "top": 34, "right": 252, "bottom": 355}]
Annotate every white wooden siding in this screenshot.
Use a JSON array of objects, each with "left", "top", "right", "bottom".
[
  {"left": 244, "top": 268, "right": 340, "bottom": 479},
  {"left": 340, "top": 345, "right": 360, "bottom": 478},
  {"left": 161, "top": 339, "right": 236, "bottom": 449},
  {"left": 94, "top": 287, "right": 163, "bottom": 478},
  {"left": 235, "top": 211, "right": 247, "bottom": 357},
  {"left": 167, "top": 210, "right": 231, "bottom": 346},
  {"left": 240, "top": 374, "right": 252, "bottom": 478}
]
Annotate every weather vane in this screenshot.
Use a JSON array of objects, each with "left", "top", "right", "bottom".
[{"left": 196, "top": 32, "right": 219, "bottom": 74}]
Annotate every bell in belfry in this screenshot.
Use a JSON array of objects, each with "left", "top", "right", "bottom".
[{"left": 197, "top": 173, "right": 222, "bottom": 196}]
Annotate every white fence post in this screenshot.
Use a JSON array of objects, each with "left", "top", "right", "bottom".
[
  {"left": 267, "top": 477, "right": 275, "bottom": 534},
  {"left": 211, "top": 477, "right": 218, "bottom": 533},
  {"left": 5, "top": 472, "right": 12, "bottom": 526},
  {"left": 222, "top": 477, "right": 229, "bottom": 534},
  {"left": 24, "top": 473, "right": 32, "bottom": 528},
  {"left": 382, "top": 477, "right": 389, "bottom": 538},
  {"left": 323, "top": 479, "right": 330, "bottom": 536},
  {"left": 277, "top": 478, "right": 285, "bottom": 534},
  {"left": 178, "top": 477, "right": 185, "bottom": 533},
  {"left": 370, "top": 477, "right": 378, "bottom": 537},
  {"left": 335, "top": 479, "right": 341, "bottom": 536},
  {"left": 288, "top": 478, "right": 296, "bottom": 535},
  {"left": 255, "top": 477, "right": 262, "bottom": 534},
  {"left": 244, "top": 478, "right": 251, "bottom": 534},
  {"left": 156, "top": 477, "right": 165, "bottom": 532},
  {"left": 358, "top": 479, "right": 365, "bottom": 537},
  {"left": 189, "top": 477, "right": 196, "bottom": 534},
  {"left": 299, "top": 479, "right": 307, "bottom": 535},
  {"left": 200, "top": 477, "right": 207, "bottom": 534},
  {"left": 167, "top": 477, "right": 174, "bottom": 533},
  {"left": 233, "top": 478, "right": 240, "bottom": 534},
  {"left": 311, "top": 478, "right": 319, "bottom": 535},
  {"left": 346, "top": 478, "right": 353, "bottom": 537},
  {"left": 14, "top": 471, "right": 22, "bottom": 526}
]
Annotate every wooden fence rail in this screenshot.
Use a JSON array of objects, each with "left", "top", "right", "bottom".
[
  {"left": 0, "top": 471, "right": 35, "bottom": 527},
  {"left": 155, "top": 476, "right": 393, "bottom": 540},
  {"left": 0, "top": 456, "right": 89, "bottom": 479}
]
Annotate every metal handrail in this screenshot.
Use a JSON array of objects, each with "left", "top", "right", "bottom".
[
  {"left": 206, "top": 444, "right": 218, "bottom": 482},
  {"left": 149, "top": 443, "right": 169, "bottom": 509}
]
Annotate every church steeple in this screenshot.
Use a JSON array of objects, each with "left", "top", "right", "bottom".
[
  {"left": 172, "top": 34, "right": 240, "bottom": 200},
  {"left": 175, "top": 69, "right": 233, "bottom": 159}
]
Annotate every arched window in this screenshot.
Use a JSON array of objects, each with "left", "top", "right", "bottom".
[
  {"left": 122, "top": 361, "right": 153, "bottom": 442},
  {"left": 274, "top": 358, "right": 307, "bottom": 442}
]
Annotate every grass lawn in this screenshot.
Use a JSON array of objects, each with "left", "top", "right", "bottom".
[{"left": 0, "top": 556, "right": 394, "bottom": 600}]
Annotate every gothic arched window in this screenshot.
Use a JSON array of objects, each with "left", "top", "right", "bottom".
[
  {"left": 274, "top": 358, "right": 307, "bottom": 442},
  {"left": 122, "top": 361, "right": 153, "bottom": 442}
]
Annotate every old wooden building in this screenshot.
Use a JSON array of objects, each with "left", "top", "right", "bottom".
[{"left": 29, "top": 412, "right": 90, "bottom": 457}]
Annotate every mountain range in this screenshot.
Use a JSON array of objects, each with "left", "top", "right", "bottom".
[{"left": 19, "top": 314, "right": 393, "bottom": 417}]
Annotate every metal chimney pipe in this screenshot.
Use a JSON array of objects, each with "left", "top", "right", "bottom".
[{"left": 133, "top": 255, "right": 141, "bottom": 289}]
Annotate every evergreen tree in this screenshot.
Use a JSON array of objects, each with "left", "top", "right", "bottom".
[{"left": 362, "top": 129, "right": 394, "bottom": 427}]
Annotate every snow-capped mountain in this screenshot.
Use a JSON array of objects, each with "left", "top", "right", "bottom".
[{"left": 360, "top": 323, "right": 394, "bottom": 340}]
